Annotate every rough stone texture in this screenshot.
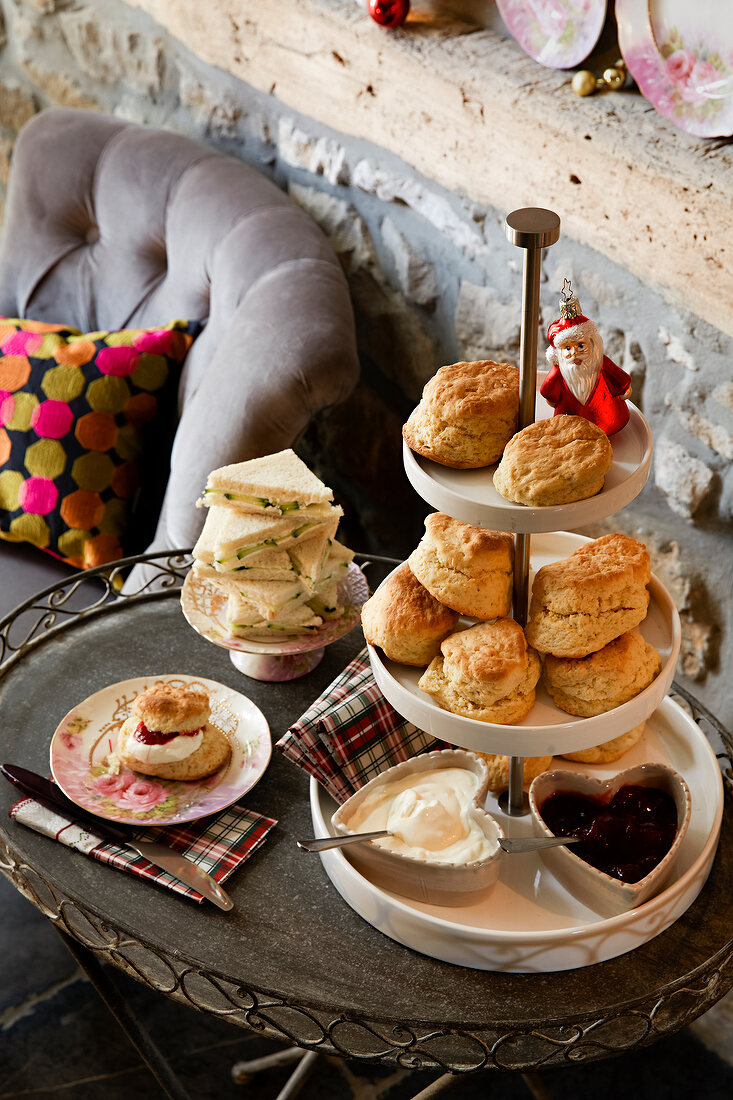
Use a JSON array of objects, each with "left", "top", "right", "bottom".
[
  {"left": 382, "top": 217, "right": 438, "bottom": 307},
  {"left": 0, "top": 0, "right": 731, "bottom": 725},
  {"left": 0, "top": 135, "right": 12, "bottom": 184},
  {"left": 57, "top": 7, "right": 166, "bottom": 95},
  {"left": 654, "top": 439, "right": 715, "bottom": 520},
  {"left": 279, "top": 117, "right": 349, "bottom": 186},
  {"left": 18, "top": 59, "right": 99, "bottom": 109},
  {"left": 455, "top": 281, "right": 520, "bottom": 363},
  {"left": 0, "top": 79, "right": 38, "bottom": 132}
]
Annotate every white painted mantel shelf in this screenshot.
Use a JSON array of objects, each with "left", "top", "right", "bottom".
[{"left": 131, "top": 0, "right": 733, "bottom": 336}]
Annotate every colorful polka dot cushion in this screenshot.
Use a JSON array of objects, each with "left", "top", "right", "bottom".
[{"left": 0, "top": 318, "right": 198, "bottom": 569}]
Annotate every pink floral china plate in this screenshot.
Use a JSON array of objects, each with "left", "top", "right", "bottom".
[
  {"left": 496, "top": 0, "right": 607, "bottom": 69},
  {"left": 618, "top": 0, "right": 733, "bottom": 136},
  {"left": 49, "top": 674, "right": 271, "bottom": 825},
  {"left": 181, "top": 563, "right": 368, "bottom": 658}
]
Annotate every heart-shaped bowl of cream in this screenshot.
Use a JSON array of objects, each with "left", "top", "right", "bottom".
[
  {"left": 331, "top": 749, "right": 504, "bottom": 906},
  {"left": 529, "top": 762, "right": 692, "bottom": 917}
]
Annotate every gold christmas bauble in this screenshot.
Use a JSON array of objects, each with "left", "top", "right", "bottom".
[
  {"left": 572, "top": 70, "right": 597, "bottom": 97},
  {"left": 603, "top": 66, "right": 626, "bottom": 90}
]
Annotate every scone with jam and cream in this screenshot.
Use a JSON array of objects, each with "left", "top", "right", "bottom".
[{"left": 117, "top": 683, "right": 230, "bottom": 781}]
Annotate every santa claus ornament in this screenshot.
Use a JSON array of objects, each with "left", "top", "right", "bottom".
[{"left": 541, "top": 280, "right": 631, "bottom": 436}]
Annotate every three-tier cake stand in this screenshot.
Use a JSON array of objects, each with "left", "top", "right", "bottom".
[{"left": 311, "top": 209, "right": 724, "bottom": 971}]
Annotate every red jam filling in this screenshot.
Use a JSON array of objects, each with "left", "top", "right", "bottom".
[
  {"left": 134, "top": 722, "right": 203, "bottom": 745},
  {"left": 539, "top": 784, "right": 678, "bottom": 884}
]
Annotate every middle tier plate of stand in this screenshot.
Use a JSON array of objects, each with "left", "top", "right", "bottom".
[
  {"left": 403, "top": 395, "right": 653, "bottom": 533},
  {"left": 368, "top": 532, "right": 681, "bottom": 757}
]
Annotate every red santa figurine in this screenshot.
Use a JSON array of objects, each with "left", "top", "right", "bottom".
[{"left": 540, "top": 281, "right": 631, "bottom": 436}]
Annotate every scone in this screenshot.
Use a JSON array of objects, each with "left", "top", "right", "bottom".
[
  {"left": 543, "top": 631, "right": 662, "bottom": 716},
  {"left": 408, "top": 513, "right": 514, "bottom": 620},
  {"left": 526, "top": 533, "right": 651, "bottom": 657},
  {"left": 470, "top": 751, "right": 553, "bottom": 791},
  {"left": 402, "top": 360, "right": 519, "bottom": 468},
  {"left": 561, "top": 722, "right": 646, "bottom": 764},
  {"left": 117, "top": 682, "right": 230, "bottom": 781},
  {"left": 361, "top": 562, "right": 459, "bottom": 667},
  {"left": 493, "top": 415, "right": 613, "bottom": 506},
  {"left": 418, "top": 619, "right": 541, "bottom": 724}
]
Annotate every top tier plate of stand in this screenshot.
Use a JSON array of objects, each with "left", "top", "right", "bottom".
[{"left": 403, "top": 391, "right": 653, "bottom": 534}]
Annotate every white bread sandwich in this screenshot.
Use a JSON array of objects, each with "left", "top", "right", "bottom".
[
  {"left": 199, "top": 569, "right": 312, "bottom": 622},
  {"left": 307, "top": 577, "right": 343, "bottom": 620},
  {"left": 192, "top": 550, "right": 297, "bottom": 584},
  {"left": 193, "top": 506, "right": 340, "bottom": 573},
  {"left": 200, "top": 449, "right": 341, "bottom": 519},
  {"left": 226, "top": 590, "right": 323, "bottom": 641},
  {"left": 318, "top": 538, "right": 354, "bottom": 583}
]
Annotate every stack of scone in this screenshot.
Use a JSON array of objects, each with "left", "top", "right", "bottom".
[
  {"left": 403, "top": 360, "right": 519, "bottom": 468},
  {"left": 364, "top": 513, "right": 542, "bottom": 725},
  {"left": 192, "top": 450, "right": 353, "bottom": 642},
  {"left": 526, "top": 533, "right": 661, "bottom": 763}
]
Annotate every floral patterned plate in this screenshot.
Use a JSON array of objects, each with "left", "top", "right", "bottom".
[
  {"left": 618, "top": 0, "right": 733, "bottom": 136},
  {"left": 181, "top": 563, "right": 368, "bottom": 657},
  {"left": 496, "top": 0, "right": 607, "bottom": 68},
  {"left": 49, "top": 675, "right": 271, "bottom": 825}
]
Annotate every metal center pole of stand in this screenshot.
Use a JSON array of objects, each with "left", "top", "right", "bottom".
[{"left": 501, "top": 209, "right": 561, "bottom": 817}]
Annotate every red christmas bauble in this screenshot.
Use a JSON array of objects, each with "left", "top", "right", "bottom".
[{"left": 368, "top": 0, "right": 410, "bottom": 28}]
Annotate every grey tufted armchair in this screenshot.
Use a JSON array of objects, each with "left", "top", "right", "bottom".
[{"left": 0, "top": 107, "right": 359, "bottom": 581}]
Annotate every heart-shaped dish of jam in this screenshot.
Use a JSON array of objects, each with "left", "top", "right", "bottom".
[
  {"left": 528, "top": 763, "right": 691, "bottom": 916},
  {"left": 331, "top": 749, "right": 504, "bottom": 906}
]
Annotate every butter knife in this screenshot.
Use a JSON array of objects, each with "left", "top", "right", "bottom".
[{"left": 1, "top": 764, "right": 234, "bottom": 911}]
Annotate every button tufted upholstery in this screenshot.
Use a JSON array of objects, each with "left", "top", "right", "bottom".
[{"left": 0, "top": 107, "right": 359, "bottom": 576}]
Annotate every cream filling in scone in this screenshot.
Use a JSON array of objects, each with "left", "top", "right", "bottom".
[{"left": 120, "top": 714, "right": 205, "bottom": 765}]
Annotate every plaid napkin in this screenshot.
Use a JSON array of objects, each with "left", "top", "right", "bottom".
[
  {"left": 9, "top": 796, "right": 277, "bottom": 904},
  {"left": 277, "top": 647, "right": 446, "bottom": 804}
]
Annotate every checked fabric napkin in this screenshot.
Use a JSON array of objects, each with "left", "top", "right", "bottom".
[
  {"left": 9, "top": 796, "right": 276, "bottom": 904},
  {"left": 277, "top": 647, "right": 446, "bottom": 803}
]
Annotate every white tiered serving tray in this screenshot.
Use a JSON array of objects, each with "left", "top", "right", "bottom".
[
  {"left": 310, "top": 697, "right": 723, "bottom": 972},
  {"left": 403, "top": 397, "right": 653, "bottom": 533},
  {"left": 368, "top": 532, "right": 681, "bottom": 757}
]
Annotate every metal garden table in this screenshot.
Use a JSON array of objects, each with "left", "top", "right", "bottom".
[{"left": 1, "top": 552, "right": 731, "bottom": 1099}]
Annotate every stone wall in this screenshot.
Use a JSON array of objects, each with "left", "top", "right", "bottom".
[{"left": 0, "top": 0, "right": 731, "bottom": 726}]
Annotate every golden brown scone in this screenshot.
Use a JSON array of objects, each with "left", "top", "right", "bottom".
[
  {"left": 470, "top": 751, "right": 554, "bottom": 791},
  {"left": 543, "top": 631, "right": 661, "bottom": 716},
  {"left": 418, "top": 619, "right": 541, "bottom": 724},
  {"left": 493, "top": 415, "right": 613, "bottom": 506},
  {"left": 117, "top": 716, "right": 231, "bottom": 780},
  {"left": 408, "top": 512, "right": 513, "bottom": 620},
  {"left": 361, "top": 562, "right": 459, "bottom": 667},
  {"left": 133, "top": 683, "right": 209, "bottom": 733},
  {"left": 402, "top": 360, "right": 519, "bottom": 468},
  {"left": 560, "top": 722, "right": 646, "bottom": 764},
  {"left": 526, "top": 533, "right": 651, "bottom": 657}
]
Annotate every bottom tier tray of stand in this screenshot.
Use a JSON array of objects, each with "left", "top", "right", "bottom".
[{"left": 310, "top": 696, "right": 723, "bottom": 972}]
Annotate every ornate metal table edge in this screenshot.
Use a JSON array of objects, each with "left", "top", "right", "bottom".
[{"left": 1, "top": 550, "right": 732, "bottom": 1073}]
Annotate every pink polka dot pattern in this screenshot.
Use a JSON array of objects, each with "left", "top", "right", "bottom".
[
  {"left": 1, "top": 331, "right": 43, "bottom": 356},
  {"left": 0, "top": 391, "right": 14, "bottom": 427},
  {"left": 18, "top": 476, "right": 59, "bottom": 516},
  {"left": 96, "top": 346, "right": 140, "bottom": 377},
  {"left": 0, "top": 317, "right": 198, "bottom": 568},
  {"left": 30, "top": 400, "right": 74, "bottom": 439}
]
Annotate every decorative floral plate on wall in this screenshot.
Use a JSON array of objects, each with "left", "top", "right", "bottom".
[
  {"left": 618, "top": 0, "right": 733, "bottom": 136},
  {"left": 496, "top": 0, "right": 608, "bottom": 68},
  {"left": 50, "top": 675, "right": 271, "bottom": 825}
]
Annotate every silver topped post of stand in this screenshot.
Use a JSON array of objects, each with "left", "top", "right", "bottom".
[{"left": 501, "top": 208, "right": 561, "bottom": 817}]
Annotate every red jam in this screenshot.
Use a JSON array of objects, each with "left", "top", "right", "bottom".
[
  {"left": 134, "top": 722, "right": 202, "bottom": 745},
  {"left": 539, "top": 785, "right": 678, "bottom": 884}
]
